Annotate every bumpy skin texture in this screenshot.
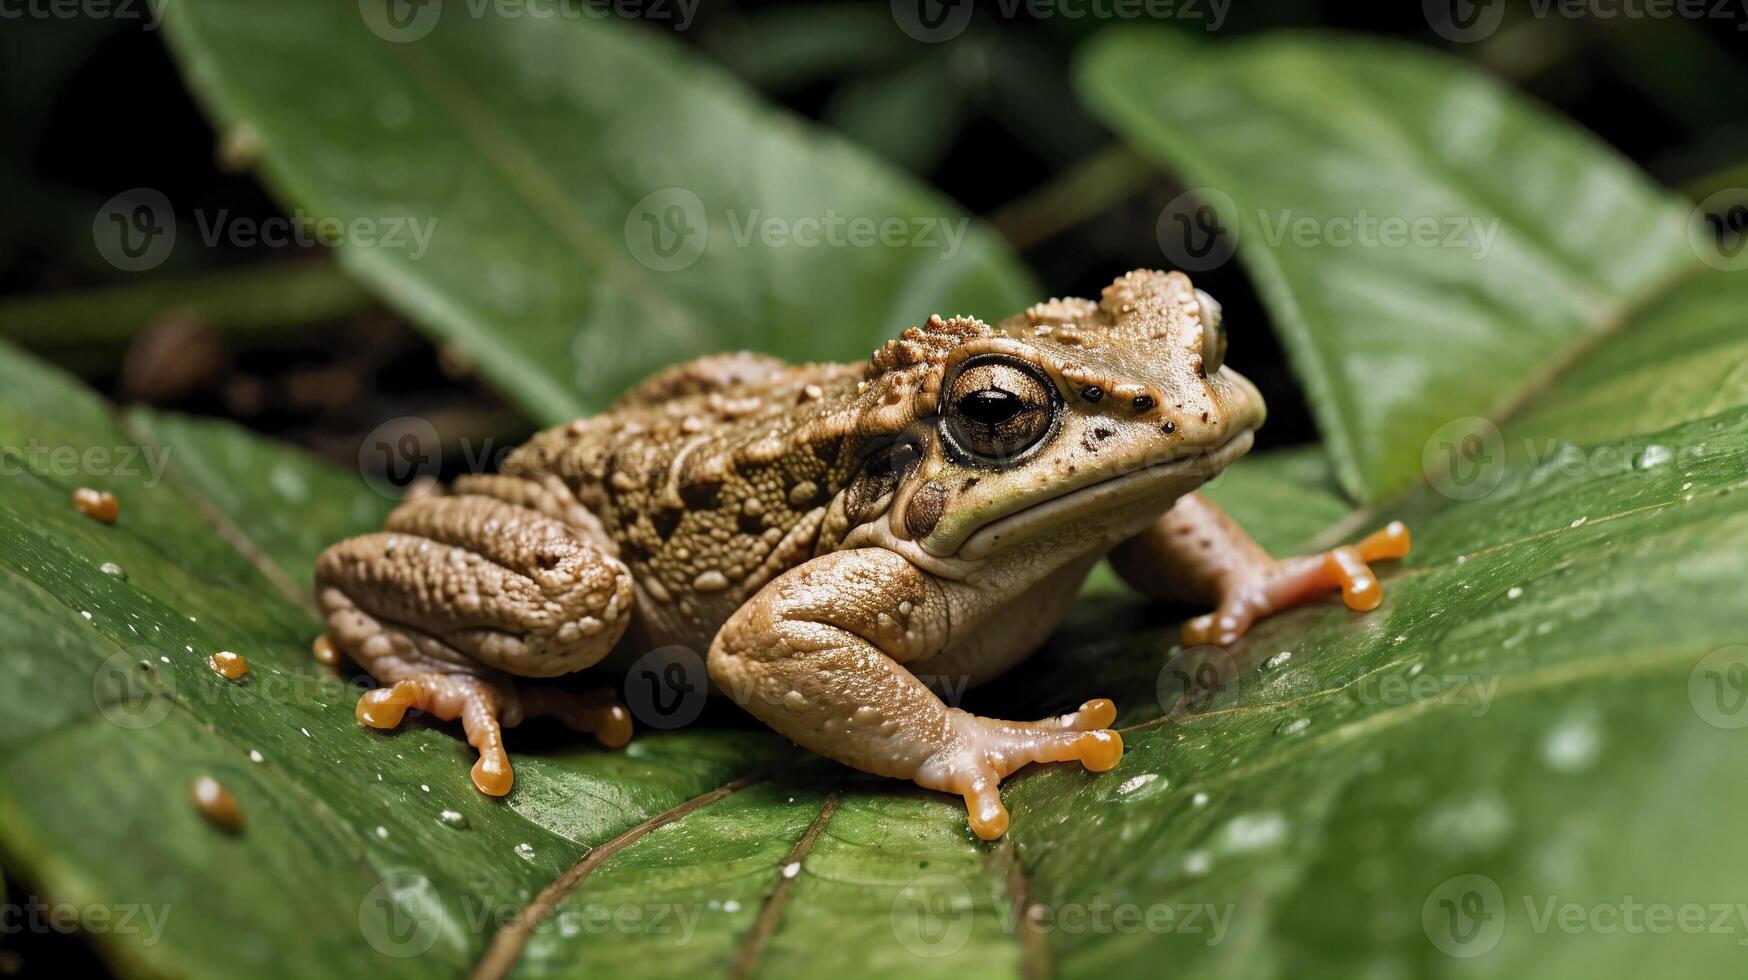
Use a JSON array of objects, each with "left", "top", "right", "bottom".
[{"left": 314, "top": 270, "right": 1408, "bottom": 835}]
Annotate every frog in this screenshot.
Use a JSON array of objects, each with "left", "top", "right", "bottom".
[{"left": 313, "top": 269, "right": 1409, "bottom": 840}]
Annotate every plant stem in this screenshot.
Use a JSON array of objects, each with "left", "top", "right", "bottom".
[
  {"left": 987, "top": 145, "right": 1156, "bottom": 250},
  {"left": 0, "top": 260, "right": 376, "bottom": 346}
]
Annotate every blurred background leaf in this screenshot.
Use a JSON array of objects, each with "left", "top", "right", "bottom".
[
  {"left": 1078, "top": 29, "right": 1701, "bottom": 503},
  {"left": 157, "top": 0, "right": 1037, "bottom": 425}
]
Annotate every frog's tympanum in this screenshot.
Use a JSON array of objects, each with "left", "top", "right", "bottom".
[{"left": 315, "top": 270, "right": 1408, "bottom": 839}]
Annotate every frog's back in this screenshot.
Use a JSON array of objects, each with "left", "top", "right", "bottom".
[{"left": 503, "top": 353, "right": 868, "bottom": 648}]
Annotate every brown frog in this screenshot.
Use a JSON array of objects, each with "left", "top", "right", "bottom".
[{"left": 314, "top": 270, "right": 1408, "bottom": 839}]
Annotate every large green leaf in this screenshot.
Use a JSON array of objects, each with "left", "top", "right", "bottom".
[
  {"left": 0, "top": 341, "right": 788, "bottom": 978},
  {"left": 999, "top": 278, "right": 1748, "bottom": 979},
  {"left": 1077, "top": 30, "right": 1703, "bottom": 502},
  {"left": 6, "top": 272, "right": 1748, "bottom": 978},
  {"left": 157, "top": 0, "right": 1036, "bottom": 425}
]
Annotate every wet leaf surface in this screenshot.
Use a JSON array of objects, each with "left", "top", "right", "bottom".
[{"left": 0, "top": 342, "right": 788, "bottom": 978}]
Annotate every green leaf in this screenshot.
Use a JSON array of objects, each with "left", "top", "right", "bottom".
[
  {"left": 157, "top": 1, "right": 1037, "bottom": 426},
  {"left": 0, "top": 340, "right": 787, "bottom": 977},
  {"left": 952, "top": 282, "right": 1748, "bottom": 980},
  {"left": 1077, "top": 30, "right": 1703, "bottom": 502}
]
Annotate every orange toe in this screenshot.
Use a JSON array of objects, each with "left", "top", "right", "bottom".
[
  {"left": 1356, "top": 520, "right": 1411, "bottom": 562},
  {"left": 1078, "top": 730, "right": 1124, "bottom": 772},
  {"left": 1078, "top": 698, "right": 1117, "bottom": 730},
  {"left": 962, "top": 780, "right": 1010, "bottom": 841},
  {"left": 356, "top": 681, "right": 418, "bottom": 729},
  {"left": 1325, "top": 546, "right": 1382, "bottom": 612},
  {"left": 471, "top": 753, "right": 514, "bottom": 797}
]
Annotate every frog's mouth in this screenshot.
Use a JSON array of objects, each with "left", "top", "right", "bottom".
[{"left": 955, "top": 428, "right": 1255, "bottom": 561}]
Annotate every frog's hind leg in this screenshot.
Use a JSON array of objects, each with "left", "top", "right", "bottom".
[
  {"left": 520, "top": 684, "right": 634, "bottom": 749},
  {"left": 1109, "top": 492, "right": 1410, "bottom": 647},
  {"left": 315, "top": 478, "right": 636, "bottom": 795}
]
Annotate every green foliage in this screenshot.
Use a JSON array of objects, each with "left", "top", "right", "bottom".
[
  {"left": 160, "top": 0, "right": 1035, "bottom": 425},
  {"left": 0, "top": 13, "right": 1743, "bottom": 980}
]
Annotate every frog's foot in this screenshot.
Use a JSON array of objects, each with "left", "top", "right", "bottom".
[
  {"left": 916, "top": 701, "right": 1124, "bottom": 841},
  {"left": 519, "top": 684, "right": 634, "bottom": 749},
  {"left": 1183, "top": 521, "right": 1411, "bottom": 647},
  {"left": 356, "top": 673, "right": 517, "bottom": 796}
]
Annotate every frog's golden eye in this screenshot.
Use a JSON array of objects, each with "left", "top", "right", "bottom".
[
  {"left": 943, "top": 356, "right": 1059, "bottom": 464},
  {"left": 1195, "top": 288, "right": 1226, "bottom": 374}
]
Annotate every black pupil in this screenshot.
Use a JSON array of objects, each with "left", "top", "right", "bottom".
[{"left": 961, "top": 389, "right": 1023, "bottom": 425}]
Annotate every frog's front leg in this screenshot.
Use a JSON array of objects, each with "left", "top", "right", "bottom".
[
  {"left": 315, "top": 475, "right": 634, "bottom": 796},
  {"left": 709, "top": 549, "right": 1121, "bottom": 841},
  {"left": 1110, "top": 491, "right": 1410, "bottom": 646}
]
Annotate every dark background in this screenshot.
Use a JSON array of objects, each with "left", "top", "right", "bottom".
[{"left": 2, "top": 0, "right": 1747, "bottom": 972}]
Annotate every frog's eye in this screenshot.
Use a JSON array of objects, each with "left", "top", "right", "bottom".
[
  {"left": 1194, "top": 288, "right": 1226, "bottom": 374},
  {"left": 943, "top": 356, "right": 1059, "bottom": 464}
]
